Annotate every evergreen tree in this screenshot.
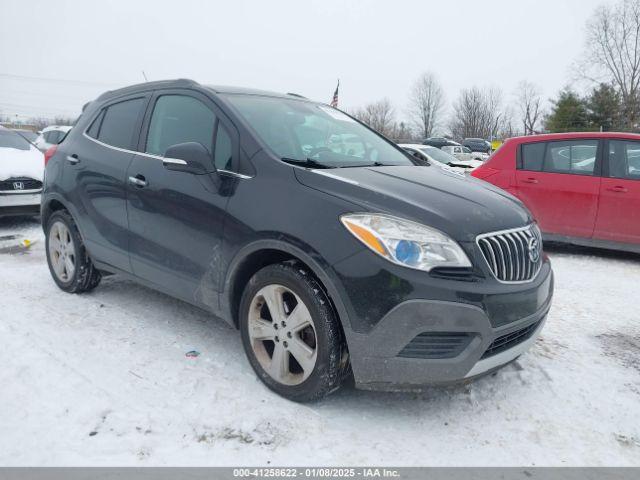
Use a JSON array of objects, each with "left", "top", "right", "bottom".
[
  {"left": 545, "top": 90, "right": 591, "bottom": 132},
  {"left": 586, "top": 83, "right": 621, "bottom": 131}
]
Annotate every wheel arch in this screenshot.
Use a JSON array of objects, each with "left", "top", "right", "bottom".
[
  {"left": 41, "top": 195, "right": 78, "bottom": 229},
  {"left": 221, "top": 239, "right": 352, "bottom": 339}
]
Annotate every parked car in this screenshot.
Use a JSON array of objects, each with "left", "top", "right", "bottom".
[
  {"left": 0, "top": 126, "right": 44, "bottom": 217},
  {"left": 12, "top": 129, "right": 39, "bottom": 145},
  {"left": 472, "top": 132, "right": 640, "bottom": 253},
  {"left": 34, "top": 125, "right": 72, "bottom": 152},
  {"left": 441, "top": 145, "right": 487, "bottom": 166},
  {"left": 399, "top": 143, "right": 469, "bottom": 173},
  {"left": 422, "top": 136, "right": 460, "bottom": 149},
  {"left": 463, "top": 137, "right": 492, "bottom": 154},
  {"left": 42, "top": 79, "right": 553, "bottom": 401}
]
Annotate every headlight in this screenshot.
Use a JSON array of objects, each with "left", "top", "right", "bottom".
[{"left": 340, "top": 213, "right": 472, "bottom": 272}]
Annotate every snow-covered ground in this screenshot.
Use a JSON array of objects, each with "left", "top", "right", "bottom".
[{"left": 1, "top": 217, "right": 639, "bottom": 466}]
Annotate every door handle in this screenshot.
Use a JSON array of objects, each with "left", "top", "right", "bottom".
[
  {"left": 607, "top": 185, "right": 628, "bottom": 193},
  {"left": 128, "top": 175, "right": 148, "bottom": 188},
  {"left": 522, "top": 177, "right": 539, "bottom": 184},
  {"left": 66, "top": 154, "right": 79, "bottom": 165}
]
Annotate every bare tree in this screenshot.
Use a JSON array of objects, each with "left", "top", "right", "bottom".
[
  {"left": 449, "top": 86, "right": 505, "bottom": 140},
  {"left": 407, "top": 72, "right": 445, "bottom": 139},
  {"left": 388, "top": 121, "right": 415, "bottom": 142},
  {"left": 499, "top": 106, "right": 519, "bottom": 139},
  {"left": 351, "top": 98, "right": 396, "bottom": 137},
  {"left": 582, "top": 0, "right": 640, "bottom": 128},
  {"left": 515, "top": 81, "right": 543, "bottom": 135}
]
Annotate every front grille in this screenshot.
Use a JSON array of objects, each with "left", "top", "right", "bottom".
[
  {"left": 481, "top": 321, "right": 540, "bottom": 359},
  {"left": 0, "top": 177, "right": 42, "bottom": 191},
  {"left": 476, "top": 224, "right": 542, "bottom": 283},
  {"left": 397, "top": 332, "right": 474, "bottom": 359}
]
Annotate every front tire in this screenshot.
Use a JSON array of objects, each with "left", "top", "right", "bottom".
[
  {"left": 239, "top": 262, "right": 349, "bottom": 402},
  {"left": 45, "top": 210, "right": 101, "bottom": 293}
]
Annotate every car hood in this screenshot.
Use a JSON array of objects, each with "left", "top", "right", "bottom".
[
  {"left": 294, "top": 165, "right": 531, "bottom": 242},
  {"left": 0, "top": 146, "right": 44, "bottom": 181}
]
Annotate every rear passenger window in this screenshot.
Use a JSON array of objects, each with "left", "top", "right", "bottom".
[
  {"left": 146, "top": 95, "right": 216, "bottom": 157},
  {"left": 521, "top": 142, "right": 545, "bottom": 171},
  {"left": 608, "top": 140, "right": 640, "bottom": 179},
  {"left": 97, "top": 98, "right": 146, "bottom": 149},
  {"left": 543, "top": 140, "right": 598, "bottom": 175},
  {"left": 214, "top": 124, "right": 233, "bottom": 171}
]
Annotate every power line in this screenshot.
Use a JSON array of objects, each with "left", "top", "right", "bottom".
[{"left": 0, "top": 73, "right": 123, "bottom": 88}]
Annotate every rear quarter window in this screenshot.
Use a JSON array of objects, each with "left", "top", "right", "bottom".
[{"left": 86, "top": 111, "right": 105, "bottom": 139}]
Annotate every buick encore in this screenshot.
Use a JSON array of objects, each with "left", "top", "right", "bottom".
[{"left": 42, "top": 79, "right": 554, "bottom": 401}]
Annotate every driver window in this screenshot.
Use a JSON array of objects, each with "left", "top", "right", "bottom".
[{"left": 146, "top": 95, "right": 216, "bottom": 157}]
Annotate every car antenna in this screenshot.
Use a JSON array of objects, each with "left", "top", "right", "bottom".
[{"left": 142, "top": 71, "right": 149, "bottom": 82}]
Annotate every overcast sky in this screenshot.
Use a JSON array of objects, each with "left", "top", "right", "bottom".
[{"left": 0, "top": 0, "right": 614, "bottom": 122}]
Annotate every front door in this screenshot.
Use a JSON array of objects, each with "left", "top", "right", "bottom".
[
  {"left": 515, "top": 139, "right": 601, "bottom": 238},
  {"left": 125, "top": 90, "right": 236, "bottom": 308},
  {"left": 594, "top": 139, "right": 640, "bottom": 244}
]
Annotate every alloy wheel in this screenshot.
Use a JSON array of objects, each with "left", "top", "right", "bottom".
[
  {"left": 48, "top": 221, "right": 76, "bottom": 282},
  {"left": 248, "top": 284, "right": 318, "bottom": 386}
]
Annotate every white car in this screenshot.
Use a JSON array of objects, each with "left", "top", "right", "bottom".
[
  {"left": 0, "top": 126, "right": 44, "bottom": 217},
  {"left": 34, "top": 125, "right": 72, "bottom": 153},
  {"left": 400, "top": 144, "right": 475, "bottom": 173},
  {"left": 441, "top": 145, "right": 487, "bottom": 167}
]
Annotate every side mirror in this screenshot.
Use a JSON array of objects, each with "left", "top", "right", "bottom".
[{"left": 163, "top": 142, "right": 215, "bottom": 175}]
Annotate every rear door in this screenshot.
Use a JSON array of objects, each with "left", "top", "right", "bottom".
[
  {"left": 70, "top": 94, "right": 149, "bottom": 272},
  {"left": 594, "top": 139, "right": 640, "bottom": 244},
  {"left": 515, "top": 139, "right": 602, "bottom": 238},
  {"left": 126, "top": 89, "right": 237, "bottom": 306}
]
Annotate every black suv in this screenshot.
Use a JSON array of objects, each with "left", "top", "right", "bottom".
[
  {"left": 463, "top": 138, "right": 492, "bottom": 153},
  {"left": 422, "top": 136, "right": 459, "bottom": 149},
  {"left": 42, "top": 79, "right": 553, "bottom": 401}
]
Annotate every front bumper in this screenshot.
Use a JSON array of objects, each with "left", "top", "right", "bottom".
[
  {"left": 349, "top": 293, "right": 551, "bottom": 391},
  {"left": 331, "top": 249, "right": 554, "bottom": 391},
  {"left": 0, "top": 192, "right": 41, "bottom": 217},
  {"left": 350, "top": 292, "right": 551, "bottom": 390}
]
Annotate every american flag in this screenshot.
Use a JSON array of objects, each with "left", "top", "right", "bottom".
[{"left": 330, "top": 80, "right": 339, "bottom": 107}]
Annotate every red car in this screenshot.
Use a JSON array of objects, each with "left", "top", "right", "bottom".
[{"left": 472, "top": 132, "right": 640, "bottom": 253}]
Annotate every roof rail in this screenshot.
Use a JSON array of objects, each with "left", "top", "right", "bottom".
[
  {"left": 96, "top": 78, "right": 199, "bottom": 101},
  {"left": 286, "top": 92, "right": 307, "bottom": 99}
]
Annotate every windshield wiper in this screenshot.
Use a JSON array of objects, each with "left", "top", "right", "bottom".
[
  {"left": 281, "top": 157, "right": 335, "bottom": 169},
  {"left": 356, "top": 161, "right": 399, "bottom": 167}
]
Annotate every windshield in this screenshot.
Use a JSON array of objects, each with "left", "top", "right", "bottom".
[
  {"left": 0, "top": 130, "right": 31, "bottom": 151},
  {"left": 420, "top": 146, "right": 457, "bottom": 164},
  {"left": 224, "top": 95, "right": 414, "bottom": 168},
  {"left": 14, "top": 130, "right": 38, "bottom": 143}
]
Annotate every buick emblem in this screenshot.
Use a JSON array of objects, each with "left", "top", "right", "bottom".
[
  {"left": 13, "top": 181, "right": 25, "bottom": 190},
  {"left": 527, "top": 236, "right": 540, "bottom": 263}
]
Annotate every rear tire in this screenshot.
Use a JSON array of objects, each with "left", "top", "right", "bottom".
[
  {"left": 239, "top": 262, "right": 349, "bottom": 402},
  {"left": 45, "top": 210, "right": 101, "bottom": 293}
]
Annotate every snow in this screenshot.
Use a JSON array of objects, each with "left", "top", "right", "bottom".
[
  {"left": 1, "top": 217, "right": 639, "bottom": 466},
  {"left": 0, "top": 145, "right": 44, "bottom": 181}
]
